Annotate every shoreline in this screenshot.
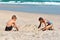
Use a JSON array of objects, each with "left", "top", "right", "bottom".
[{"left": 0, "top": 10, "right": 60, "bottom": 15}]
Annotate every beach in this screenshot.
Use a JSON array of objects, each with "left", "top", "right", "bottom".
[{"left": 0, "top": 10, "right": 60, "bottom": 40}]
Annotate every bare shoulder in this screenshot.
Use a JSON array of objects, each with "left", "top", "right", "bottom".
[{"left": 7, "top": 20, "right": 15, "bottom": 23}]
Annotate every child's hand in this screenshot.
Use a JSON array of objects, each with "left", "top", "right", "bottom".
[
  {"left": 16, "top": 29, "right": 19, "bottom": 31},
  {"left": 13, "top": 29, "right": 19, "bottom": 31}
]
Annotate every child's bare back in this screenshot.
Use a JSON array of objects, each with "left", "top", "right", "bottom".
[{"left": 6, "top": 20, "right": 15, "bottom": 27}]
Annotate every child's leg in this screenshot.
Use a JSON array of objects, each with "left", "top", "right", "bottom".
[
  {"left": 42, "top": 24, "right": 53, "bottom": 31},
  {"left": 45, "top": 24, "right": 53, "bottom": 30}
]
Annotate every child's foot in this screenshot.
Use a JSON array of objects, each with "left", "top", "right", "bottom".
[
  {"left": 48, "top": 28, "right": 54, "bottom": 30},
  {"left": 41, "top": 28, "right": 46, "bottom": 31}
]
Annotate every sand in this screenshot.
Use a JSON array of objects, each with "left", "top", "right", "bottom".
[{"left": 0, "top": 10, "right": 60, "bottom": 40}]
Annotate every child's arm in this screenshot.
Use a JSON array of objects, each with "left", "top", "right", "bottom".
[
  {"left": 38, "top": 22, "right": 42, "bottom": 29},
  {"left": 13, "top": 23, "right": 19, "bottom": 31},
  {"left": 15, "top": 25, "right": 19, "bottom": 31},
  {"left": 44, "top": 22, "right": 47, "bottom": 28},
  {"left": 15, "top": 26, "right": 19, "bottom": 31}
]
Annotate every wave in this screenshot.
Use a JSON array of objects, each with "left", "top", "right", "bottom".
[{"left": 0, "top": 1, "right": 60, "bottom": 5}]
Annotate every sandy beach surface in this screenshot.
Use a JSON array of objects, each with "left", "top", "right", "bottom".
[{"left": 0, "top": 10, "right": 60, "bottom": 40}]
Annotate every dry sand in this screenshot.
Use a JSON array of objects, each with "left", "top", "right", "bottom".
[{"left": 0, "top": 10, "right": 60, "bottom": 40}]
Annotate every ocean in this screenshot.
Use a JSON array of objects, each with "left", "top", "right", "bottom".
[
  {"left": 0, "top": 1, "right": 60, "bottom": 15},
  {"left": 0, "top": 0, "right": 60, "bottom": 2}
]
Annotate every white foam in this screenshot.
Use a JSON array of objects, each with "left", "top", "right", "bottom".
[{"left": 0, "top": 1, "right": 60, "bottom": 5}]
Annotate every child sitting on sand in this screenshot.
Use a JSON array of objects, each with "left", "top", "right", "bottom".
[
  {"left": 5, "top": 15, "right": 19, "bottom": 31},
  {"left": 38, "top": 17, "right": 53, "bottom": 31}
]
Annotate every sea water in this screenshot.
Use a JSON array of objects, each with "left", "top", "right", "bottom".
[{"left": 0, "top": 0, "right": 60, "bottom": 15}]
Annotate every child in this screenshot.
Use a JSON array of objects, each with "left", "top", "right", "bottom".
[
  {"left": 38, "top": 17, "right": 53, "bottom": 31},
  {"left": 5, "top": 15, "right": 19, "bottom": 31}
]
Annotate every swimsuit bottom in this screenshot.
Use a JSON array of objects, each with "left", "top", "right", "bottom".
[
  {"left": 47, "top": 22, "right": 52, "bottom": 26},
  {"left": 5, "top": 26, "right": 13, "bottom": 31}
]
